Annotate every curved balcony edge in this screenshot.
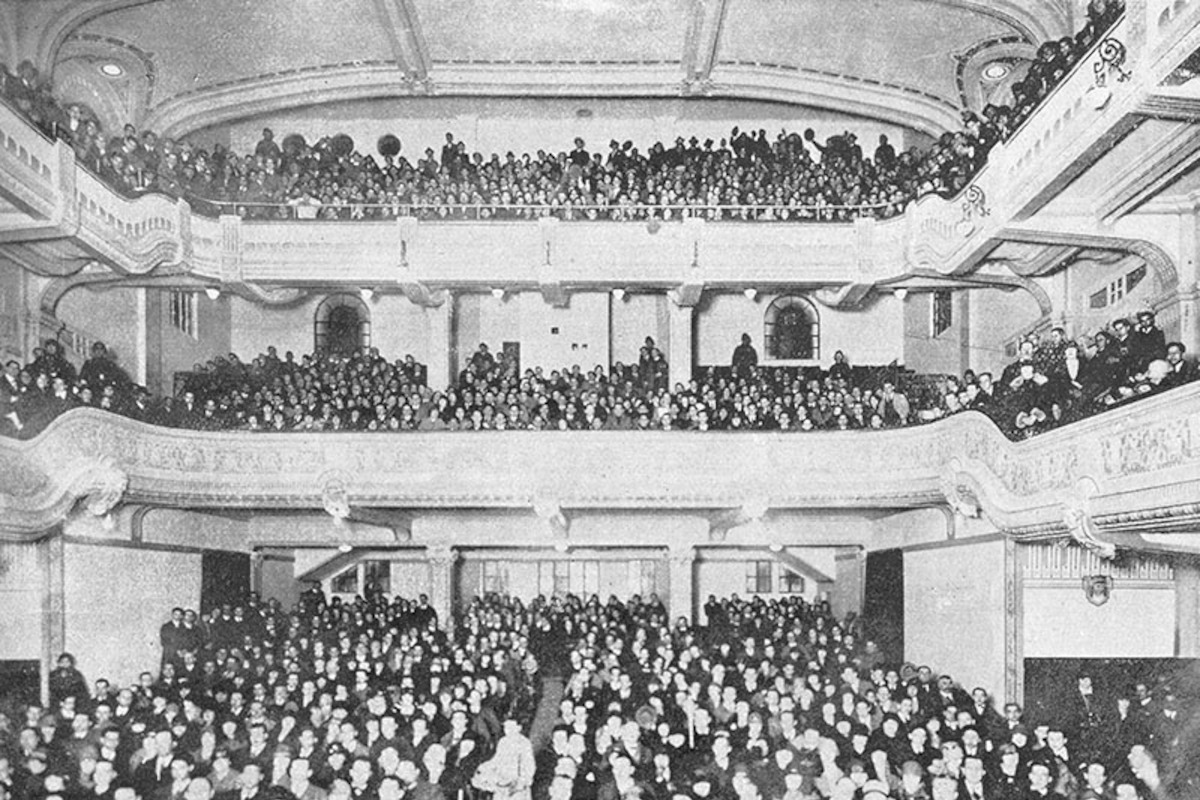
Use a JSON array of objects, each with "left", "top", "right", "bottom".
[{"left": 3, "top": 383, "right": 1198, "bottom": 542}]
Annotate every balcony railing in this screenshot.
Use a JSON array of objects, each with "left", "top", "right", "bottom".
[
  {"left": 2, "top": 10, "right": 1197, "bottom": 286},
  {"left": 191, "top": 199, "right": 901, "bottom": 223},
  {"left": 3, "top": 380, "right": 1199, "bottom": 541}
]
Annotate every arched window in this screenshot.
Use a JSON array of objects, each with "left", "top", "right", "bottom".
[
  {"left": 314, "top": 294, "right": 371, "bottom": 355},
  {"left": 764, "top": 295, "right": 819, "bottom": 361}
]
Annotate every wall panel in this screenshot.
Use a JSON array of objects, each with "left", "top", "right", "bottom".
[
  {"left": 905, "top": 538, "right": 1006, "bottom": 698},
  {"left": 63, "top": 541, "right": 201, "bottom": 686}
]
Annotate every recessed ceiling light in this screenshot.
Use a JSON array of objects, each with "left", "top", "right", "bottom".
[
  {"left": 981, "top": 62, "right": 1010, "bottom": 81},
  {"left": 99, "top": 63, "right": 124, "bottom": 77}
]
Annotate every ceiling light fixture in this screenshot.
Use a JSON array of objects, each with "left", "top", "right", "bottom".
[
  {"left": 491, "top": 287, "right": 505, "bottom": 300},
  {"left": 768, "top": 543, "right": 783, "bottom": 553},
  {"left": 743, "top": 288, "right": 758, "bottom": 301},
  {"left": 981, "top": 62, "right": 1010, "bottom": 81},
  {"left": 612, "top": 288, "right": 626, "bottom": 301},
  {"left": 204, "top": 287, "right": 221, "bottom": 301},
  {"left": 337, "top": 543, "right": 353, "bottom": 554},
  {"left": 894, "top": 288, "right": 908, "bottom": 300},
  {"left": 359, "top": 288, "right": 375, "bottom": 302},
  {"left": 99, "top": 63, "right": 124, "bottom": 78}
]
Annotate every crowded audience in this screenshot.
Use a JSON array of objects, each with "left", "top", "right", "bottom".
[
  {"left": 0, "top": 1, "right": 1124, "bottom": 223},
  {"left": 2, "top": 308, "right": 1195, "bottom": 441},
  {"left": 0, "top": 586, "right": 1191, "bottom": 800}
]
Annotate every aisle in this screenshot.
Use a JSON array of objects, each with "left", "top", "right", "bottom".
[{"left": 527, "top": 675, "right": 565, "bottom": 753}]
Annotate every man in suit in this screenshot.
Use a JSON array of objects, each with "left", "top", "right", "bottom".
[
  {"left": 1, "top": 359, "right": 23, "bottom": 434},
  {"left": 1163, "top": 342, "right": 1196, "bottom": 388}
]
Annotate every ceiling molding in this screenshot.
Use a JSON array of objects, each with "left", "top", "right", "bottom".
[
  {"left": 147, "top": 61, "right": 961, "bottom": 140},
  {"left": 998, "top": 227, "right": 1181, "bottom": 291},
  {"left": 36, "top": 0, "right": 164, "bottom": 77},
  {"left": 370, "top": 0, "right": 431, "bottom": 79},
  {"left": 921, "top": 0, "right": 1068, "bottom": 43},
  {"left": 682, "top": 0, "right": 730, "bottom": 81}
]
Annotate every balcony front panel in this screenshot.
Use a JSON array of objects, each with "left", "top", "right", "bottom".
[{"left": 5, "top": 383, "right": 1199, "bottom": 539}]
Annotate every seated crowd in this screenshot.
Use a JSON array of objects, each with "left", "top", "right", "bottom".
[
  {"left": 0, "top": 587, "right": 1189, "bottom": 800},
  {"left": 2, "top": 311, "right": 1195, "bottom": 440},
  {"left": 917, "top": 310, "right": 1196, "bottom": 439},
  {"left": 0, "top": 2, "right": 1122, "bottom": 223}
]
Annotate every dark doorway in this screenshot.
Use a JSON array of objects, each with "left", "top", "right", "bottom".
[
  {"left": 200, "top": 551, "right": 251, "bottom": 614},
  {"left": 863, "top": 549, "right": 904, "bottom": 664},
  {"left": 327, "top": 305, "right": 362, "bottom": 355}
]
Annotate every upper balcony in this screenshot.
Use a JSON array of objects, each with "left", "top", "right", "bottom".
[
  {"left": 4, "top": 381, "right": 1200, "bottom": 554},
  {"left": 2, "top": 4, "right": 1199, "bottom": 300}
]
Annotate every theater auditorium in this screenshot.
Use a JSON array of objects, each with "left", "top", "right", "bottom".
[{"left": 0, "top": 1, "right": 1199, "bottom": 799}]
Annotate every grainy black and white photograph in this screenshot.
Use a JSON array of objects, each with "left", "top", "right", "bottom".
[{"left": 0, "top": 1, "right": 1198, "bottom": 799}]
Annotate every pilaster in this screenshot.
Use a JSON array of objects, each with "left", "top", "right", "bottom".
[
  {"left": 426, "top": 544, "right": 458, "bottom": 637},
  {"left": 39, "top": 530, "right": 65, "bottom": 706},
  {"left": 667, "top": 300, "right": 694, "bottom": 389},
  {"left": 426, "top": 292, "right": 454, "bottom": 388},
  {"left": 1004, "top": 537, "right": 1025, "bottom": 705},
  {"left": 667, "top": 545, "right": 696, "bottom": 624}
]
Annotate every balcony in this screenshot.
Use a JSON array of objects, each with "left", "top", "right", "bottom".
[
  {"left": 3, "top": 382, "right": 1199, "bottom": 549},
  {"left": 1, "top": 7, "right": 1198, "bottom": 294}
]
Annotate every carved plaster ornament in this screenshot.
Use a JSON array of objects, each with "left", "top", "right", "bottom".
[
  {"left": 939, "top": 462, "right": 980, "bottom": 519},
  {"left": 1061, "top": 476, "right": 1115, "bottom": 559},
  {"left": 319, "top": 470, "right": 352, "bottom": 522},
  {"left": 65, "top": 456, "right": 128, "bottom": 518}
]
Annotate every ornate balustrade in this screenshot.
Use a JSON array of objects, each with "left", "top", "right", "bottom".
[{"left": 3, "top": 382, "right": 1198, "bottom": 547}]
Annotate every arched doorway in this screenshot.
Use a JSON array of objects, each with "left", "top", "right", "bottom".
[
  {"left": 764, "top": 295, "right": 819, "bottom": 360},
  {"left": 314, "top": 294, "right": 371, "bottom": 355}
]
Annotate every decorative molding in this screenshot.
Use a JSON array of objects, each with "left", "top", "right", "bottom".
[{"left": 2, "top": 382, "right": 1199, "bottom": 540}]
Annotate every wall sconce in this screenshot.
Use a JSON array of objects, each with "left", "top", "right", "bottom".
[
  {"left": 743, "top": 288, "right": 758, "bottom": 301},
  {"left": 359, "top": 288, "right": 375, "bottom": 302},
  {"left": 612, "top": 288, "right": 626, "bottom": 301},
  {"left": 204, "top": 287, "right": 221, "bottom": 301},
  {"left": 893, "top": 288, "right": 908, "bottom": 300},
  {"left": 491, "top": 288, "right": 506, "bottom": 300}
]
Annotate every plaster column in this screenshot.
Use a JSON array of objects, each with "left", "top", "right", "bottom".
[
  {"left": 667, "top": 545, "right": 696, "bottom": 624},
  {"left": 426, "top": 544, "right": 458, "bottom": 637},
  {"left": 667, "top": 301, "right": 694, "bottom": 389},
  {"left": 426, "top": 294, "right": 454, "bottom": 390}
]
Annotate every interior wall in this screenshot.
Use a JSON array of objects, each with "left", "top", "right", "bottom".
[
  {"left": 903, "top": 291, "right": 969, "bottom": 376},
  {"left": 695, "top": 548, "right": 832, "bottom": 609},
  {"left": 1024, "top": 585, "right": 1177, "bottom": 658},
  {"left": 63, "top": 540, "right": 202, "bottom": 686},
  {"left": 611, "top": 293, "right": 665, "bottom": 366},
  {"left": 142, "top": 509, "right": 251, "bottom": 551},
  {"left": 228, "top": 294, "right": 431, "bottom": 364},
  {"left": 56, "top": 286, "right": 140, "bottom": 375},
  {"left": 197, "top": 97, "right": 926, "bottom": 166},
  {"left": 905, "top": 537, "right": 1007, "bottom": 700},
  {"left": 257, "top": 553, "right": 299, "bottom": 609},
  {"left": 967, "top": 287, "right": 1043, "bottom": 376},
  {"left": 0, "top": 541, "right": 44, "bottom": 662},
  {"left": 146, "top": 289, "right": 232, "bottom": 395},
  {"left": 695, "top": 292, "right": 904, "bottom": 366}
]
